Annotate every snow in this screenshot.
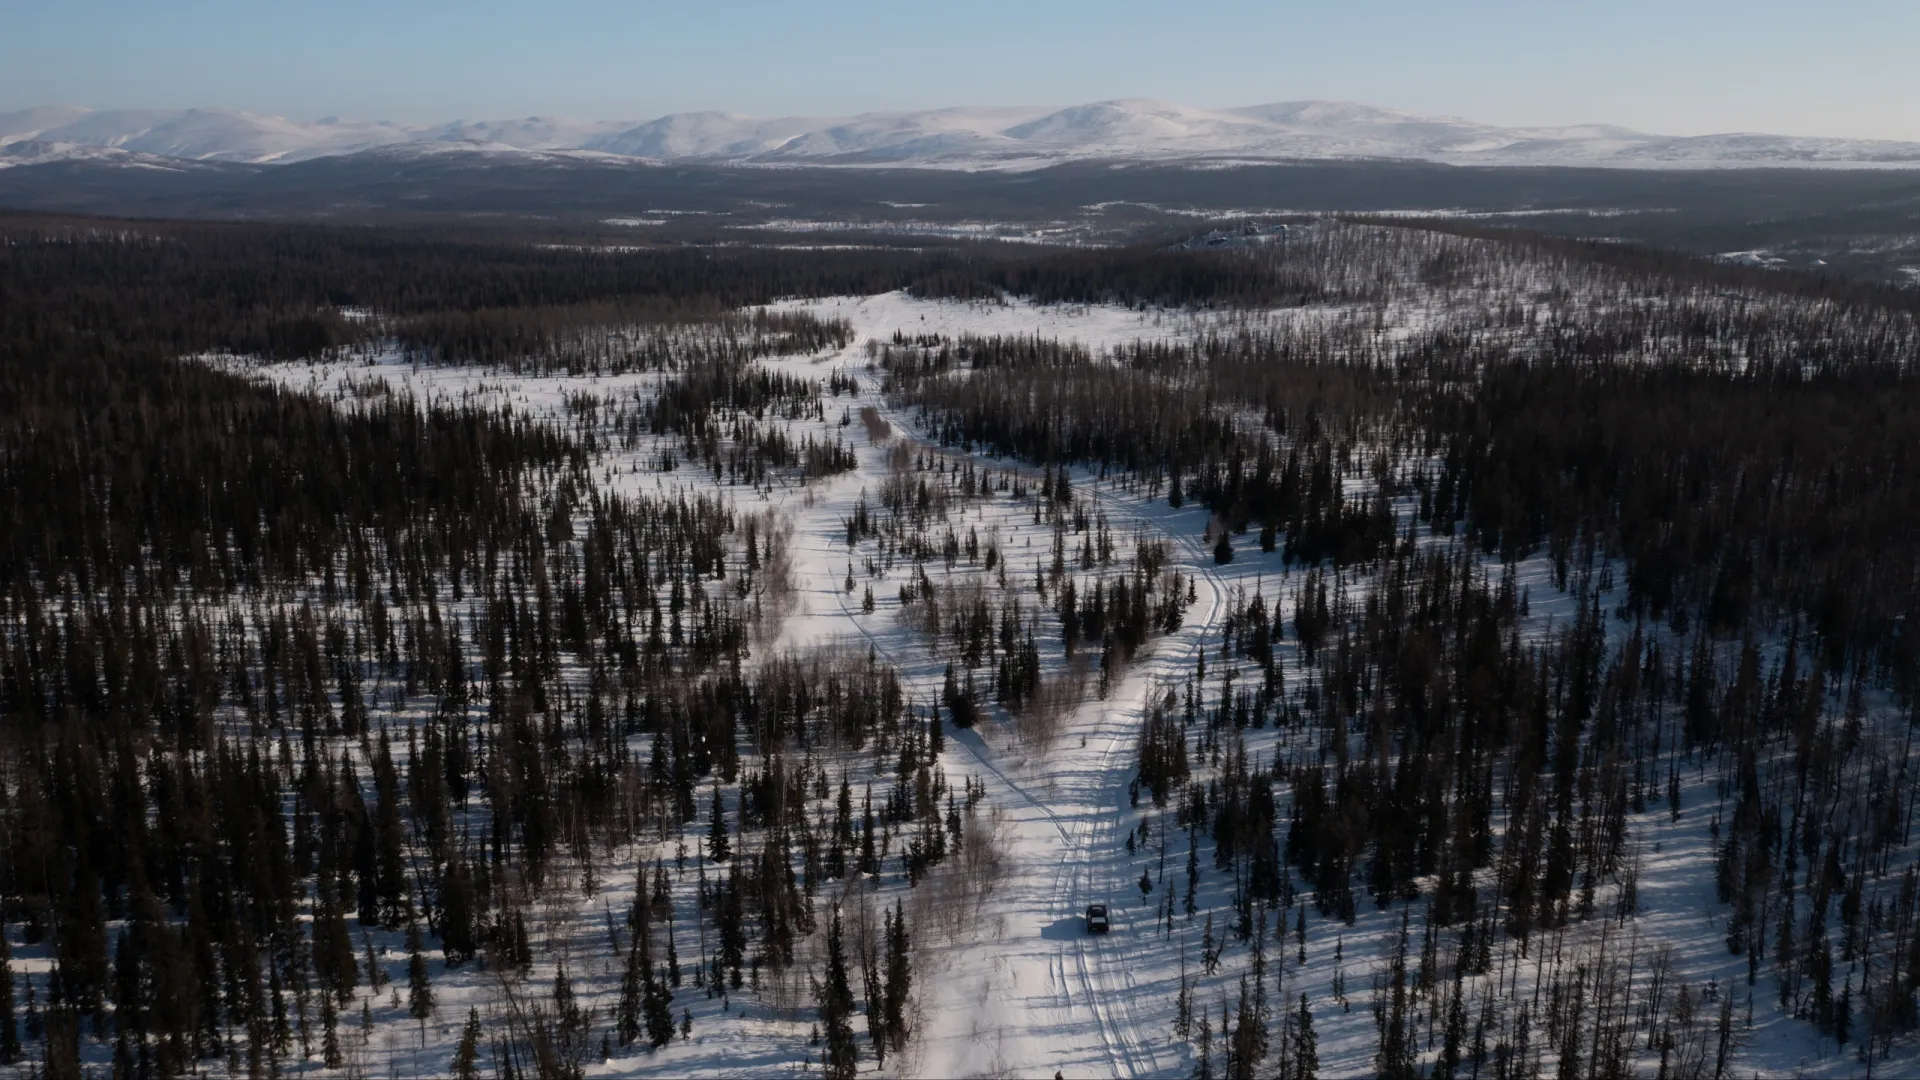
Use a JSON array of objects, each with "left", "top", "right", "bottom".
[
  {"left": 8, "top": 99, "right": 1920, "bottom": 170},
  {"left": 158, "top": 266, "right": 1920, "bottom": 1078},
  {"left": 740, "top": 220, "right": 1085, "bottom": 244},
  {"left": 754, "top": 285, "right": 1920, "bottom": 1077},
  {"left": 765, "top": 292, "right": 1222, "bottom": 349},
  {"left": 1716, "top": 250, "right": 1789, "bottom": 268},
  {"left": 0, "top": 105, "right": 414, "bottom": 164}
]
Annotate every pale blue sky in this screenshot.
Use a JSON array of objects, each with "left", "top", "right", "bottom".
[{"left": 5, "top": 0, "right": 1916, "bottom": 139}]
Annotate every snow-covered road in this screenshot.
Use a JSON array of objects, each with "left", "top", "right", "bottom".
[{"left": 757, "top": 301, "right": 1237, "bottom": 1078}]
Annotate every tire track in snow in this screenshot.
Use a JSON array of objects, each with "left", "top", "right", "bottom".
[
  {"left": 805, "top": 373, "right": 1236, "bottom": 1078},
  {"left": 1079, "top": 481, "right": 1229, "bottom": 1079},
  {"left": 839, "top": 396, "right": 1140, "bottom": 1076},
  {"left": 877, "top": 395, "right": 1231, "bottom": 1079}
]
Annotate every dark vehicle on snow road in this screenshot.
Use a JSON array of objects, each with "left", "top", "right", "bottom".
[{"left": 1085, "top": 903, "right": 1110, "bottom": 933}]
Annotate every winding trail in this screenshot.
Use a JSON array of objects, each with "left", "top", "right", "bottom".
[
  {"left": 837, "top": 384, "right": 1230, "bottom": 1078},
  {"left": 1071, "top": 476, "right": 1228, "bottom": 1079},
  {"left": 752, "top": 305, "right": 1240, "bottom": 1076}
]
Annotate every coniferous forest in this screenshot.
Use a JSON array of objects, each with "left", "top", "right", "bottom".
[{"left": 4, "top": 211, "right": 1920, "bottom": 1077}]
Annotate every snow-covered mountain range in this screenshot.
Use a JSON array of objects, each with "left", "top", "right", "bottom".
[{"left": 6, "top": 99, "right": 1920, "bottom": 170}]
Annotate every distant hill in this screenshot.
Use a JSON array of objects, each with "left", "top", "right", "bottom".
[{"left": 6, "top": 98, "right": 1919, "bottom": 170}]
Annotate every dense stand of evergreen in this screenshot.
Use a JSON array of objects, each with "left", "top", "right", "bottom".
[
  {"left": 892, "top": 223, "right": 1920, "bottom": 666},
  {"left": 0, "top": 218, "right": 957, "bottom": 1078},
  {"left": 880, "top": 222, "right": 1920, "bottom": 1076},
  {"left": 7, "top": 211, "right": 1920, "bottom": 1076}
]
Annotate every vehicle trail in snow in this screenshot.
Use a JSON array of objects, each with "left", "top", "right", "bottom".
[
  {"left": 860, "top": 385, "right": 1229, "bottom": 1078},
  {"left": 752, "top": 294, "right": 1246, "bottom": 1076}
]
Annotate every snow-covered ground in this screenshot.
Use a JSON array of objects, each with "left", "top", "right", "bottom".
[
  {"left": 10, "top": 99, "right": 1920, "bottom": 170},
  {"left": 164, "top": 277, "right": 1920, "bottom": 1080}
]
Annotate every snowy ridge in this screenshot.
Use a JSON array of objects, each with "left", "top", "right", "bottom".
[{"left": 5, "top": 99, "right": 1919, "bottom": 170}]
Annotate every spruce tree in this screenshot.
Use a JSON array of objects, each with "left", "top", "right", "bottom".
[
  {"left": 858, "top": 788, "right": 878, "bottom": 875},
  {"left": 321, "top": 997, "right": 343, "bottom": 1069},
  {"left": 406, "top": 923, "right": 435, "bottom": 1022},
  {"left": 1291, "top": 994, "right": 1317, "bottom": 1080},
  {"left": 883, "top": 901, "right": 912, "bottom": 1053},
  {"left": 1439, "top": 984, "right": 1465, "bottom": 1078},
  {"left": 616, "top": 926, "right": 648, "bottom": 1046},
  {"left": 1228, "top": 974, "right": 1266, "bottom": 1079},
  {"left": 372, "top": 727, "right": 411, "bottom": 925},
  {"left": 863, "top": 914, "right": 887, "bottom": 1069},
  {"left": 1194, "top": 1003, "right": 1214, "bottom": 1080},
  {"left": 707, "top": 786, "right": 731, "bottom": 863},
  {"left": 453, "top": 1009, "right": 482, "bottom": 1080},
  {"left": 644, "top": 960, "right": 676, "bottom": 1048},
  {"left": 440, "top": 859, "right": 478, "bottom": 965},
  {"left": 819, "top": 908, "right": 859, "bottom": 1080}
]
